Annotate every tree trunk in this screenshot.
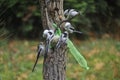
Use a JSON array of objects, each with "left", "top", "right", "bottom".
[{"left": 40, "top": 0, "right": 67, "bottom": 80}]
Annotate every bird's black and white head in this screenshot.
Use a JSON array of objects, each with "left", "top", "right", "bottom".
[
  {"left": 64, "top": 22, "right": 82, "bottom": 34},
  {"left": 62, "top": 31, "right": 69, "bottom": 44},
  {"left": 56, "top": 31, "right": 68, "bottom": 49},
  {"left": 48, "top": 30, "right": 54, "bottom": 36},
  {"left": 64, "top": 22, "right": 75, "bottom": 33},
  {"left": 64, "top": 22, "right": 73, "bottom": 29},
  {"left": 47, "top": 30, "right": 54, "bottom": 39},
  {"left": 43, "top": 29, "right": 49, "bottom": 38},
  {"left": 43, "top": 29, "right": 54, "bottom": 39},
  {"left": 63, "top": 31, "right": 68, "bottom": 38}
]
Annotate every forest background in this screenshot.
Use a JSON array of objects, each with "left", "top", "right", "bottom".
[{"left": 0, "top": 0, "right": 120, "bottom": 80}]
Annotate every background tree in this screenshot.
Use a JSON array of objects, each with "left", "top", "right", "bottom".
[{"left": 1, "top": 0, "right": 120, "bottom": 39}]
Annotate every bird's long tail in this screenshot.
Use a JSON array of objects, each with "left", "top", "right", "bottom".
[
  {"left": 32, "top": 50, "right": 41, "bottom": 72},
  {"left": 73, "top": 31, "right": 82, "bottom": 34}
]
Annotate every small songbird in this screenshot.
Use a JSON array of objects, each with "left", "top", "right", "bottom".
[
  {"left": 43, "top": 29, "right": 54, "bottom": 40},
  {"left": 64, "top": 9, "right": 79, "bottom": 18},
  {"left": 32, "top": 42, "right": 45, "bottom": 72},
  {"left": 43, "top": 29, "right": 54, "bottom": 55},
  {"left": 64, "top": 22, "right": 82, "bottom": 34},
  {"left": 56, "top": 31, "right": 68, "bottom": 49}
]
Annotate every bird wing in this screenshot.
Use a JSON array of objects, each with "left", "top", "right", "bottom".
[
  {"left": 45, "top": 39, "right": 49, "bottom": 57},
  {"left": 56, "top": 36, "right": 62, "bottom": 49}
]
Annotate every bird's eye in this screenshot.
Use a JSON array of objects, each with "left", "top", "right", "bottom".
[
  {"left": 70, "top": 27, "right": 74, "bottom": 30},
  {"left": 64, "top": 34, "right": 67, "bottom": 37},
  {"left": 48, "top": 32, "right": 52, "bottom": 35},
  {"left": 63, "top": 32, "right": 68, "bottom": 37}
]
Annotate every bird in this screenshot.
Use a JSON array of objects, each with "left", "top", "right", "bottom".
[
  {"left": 43, "top": 29, "right": 54, "bottom": 40},
  {"left": 56, "top": 31, "right": 68, "bottom": 49},
  {"left": 32, "top": 42, "right": 45, "bottom": 72},
  {"left": 64, "top": 22, "right": 82, "bottom": 34},
  {"left": 64, "top": 9, "right": 79, "bottom": 18},
  {"left": 43, "top": 29, "right": 54, "bottom": 56}
]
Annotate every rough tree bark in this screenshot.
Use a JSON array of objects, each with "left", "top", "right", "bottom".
[{"left": 40, "top": 0, "right": 67, "bottom": 80}]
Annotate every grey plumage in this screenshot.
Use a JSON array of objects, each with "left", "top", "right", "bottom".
[
  {"left": 64, "top": 22, "right": 82, "bottom": 34},
  {"left": 64, "top": 9, "right": 79, "bottom": 18},
  {"left": 43, "top": 29, "right": 54, "bottom": 56},
  {"left": 56, "top": 31, "right": 68, "bottom": 49}
]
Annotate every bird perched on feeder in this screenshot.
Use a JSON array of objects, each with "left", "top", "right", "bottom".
[
  {"left": 32, "top": 42, "right": 45, "bottom": 72},
  {"left": 43, "top": 29, "right": 54, "bottom": 55},
  {"left": 56, "top": 31, "right": 68, "bottom": 49},
  {"left": 64, "top": 9, "right": 79, "bottom": 18},
  {"left": 64, "top": 22, "right": 82, "bottom": 34}
]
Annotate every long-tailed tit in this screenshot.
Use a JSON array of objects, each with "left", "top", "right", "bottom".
[
  {"left": 56, "top": 31, "right": 68, "bottom": 49},
  {"left": 64, "top": 22, "right": 82, "bottom": 34},
  {"left": 43, "top": 29, "right": 54, "bottom": 55},
  {"left": 64, "top": 9, "right": 79, "bottom": 18},
  {"left": 32, "top": 42, "right": 45, "bottom": 72}
]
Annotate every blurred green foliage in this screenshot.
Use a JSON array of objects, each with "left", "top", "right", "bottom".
[
  {"left": 0, "top": 39, "right": 120, "bottom": 80},
  {"left": 0, "top": 0, "right": 120, "bottom": 39},
  {"left": 0, "top": 1, "right": 120, "bottom": 80},
  {"left": 0, "top": 0, "right": 42, "bottom": 38}
]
